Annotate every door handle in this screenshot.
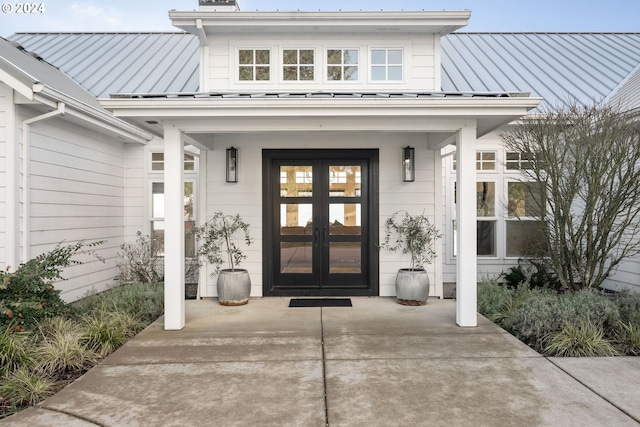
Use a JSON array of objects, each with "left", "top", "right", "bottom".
[{"left": 314, "top": 227, "right": 319, "bottom": 246}]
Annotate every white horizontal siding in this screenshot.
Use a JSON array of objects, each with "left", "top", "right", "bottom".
[
  {"left": 207, "top": 33, "right": 438, "bottom": 93},
  {"left": 25, "top": 114, "right": 127, "bottom": 301},
  {"left": 0, "top": 84, "right": 11, "bottom": 270},
  {"left": 200, "top": 132, "right": 437, "bottom": 298},
  {"left": 124, "top": 143, "right": 146, "bottom": 238}
]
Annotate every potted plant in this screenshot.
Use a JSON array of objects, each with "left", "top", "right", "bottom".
[
  {"left": 193, "top": 211, "right": 253, "bottom": 306},
  {"left": 381, "top": 210, "right": 441, "bottom": 305}
]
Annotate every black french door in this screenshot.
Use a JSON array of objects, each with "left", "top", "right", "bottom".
[{"left": 263, "top": 150, "right": 378, "bottom": 296}]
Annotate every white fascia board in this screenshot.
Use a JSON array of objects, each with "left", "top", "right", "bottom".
[
  {"left": 0, "top": 60, "right": 37, "bottom": 100},
  {"left": 35, "top": 86, "right": 153, "bottom": 143},
  {"left": 170, "top": 10, "right": 470, "bottom": 35},
  {"left": 102, "top": 96, "right": 542, "bottom": 118}
]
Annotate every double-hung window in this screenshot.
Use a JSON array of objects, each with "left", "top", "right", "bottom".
[
  {"left": 326, "top": 49, "right": 359, "bottom": 81},
  {"left": 283, "top": 49, "right": 315, "bottom": 81},
  {"left": 239, "top": 49, "right": 271, "bottom": 81},
  {"left": 371, "top": 48, "right": 403, "bottom": 81}
]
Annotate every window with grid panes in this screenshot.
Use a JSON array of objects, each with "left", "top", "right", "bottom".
[
  {"left": 283, "top": 49, "right": 315, "bottom": 81},
  {"left": 452, "top": 151, "right": 496, "bottom": 171},
  {"left": 370, "top": 48, "right": 403, "bottom": 81},
  {"left": 239, "top": 49, "right": 270, "bottom": 81},
  {"left": 327, "top": 49, "right": 359, "bottom": 81}
]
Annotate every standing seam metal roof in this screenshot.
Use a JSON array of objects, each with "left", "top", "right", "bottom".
[
  {"left": 8, "top": 31, "right": 640, "bottom": 111},
  {"left": 8, "top": 32, "right": 200, "bottom": 98}
]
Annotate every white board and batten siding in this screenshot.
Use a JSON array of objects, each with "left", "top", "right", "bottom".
[
  {"left": 199, "top": 132, "right": 437, "bottom": 298},
  {"left": 207, "top": 33, "right": 438, "bottom": 92},
  {"left": 24, "top": 110, "right": 129, "bottom": 302}
]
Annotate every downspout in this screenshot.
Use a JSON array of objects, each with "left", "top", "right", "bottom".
[{"left": 21, "top": 102, "right": 66, "bottom": 261}]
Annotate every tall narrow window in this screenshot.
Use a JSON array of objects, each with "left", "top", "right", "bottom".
[
  {"left": 239, "top": 49, "right": 271, "bottom": 81},
  {"left": 327, "top": 49, "right": 359, "bottom": 81},
  {"left": 283, "top": 49, "right": 315, "bottom": 81},
  {"left": 371, "top": 48, "right": 403, "bottom": 81},
  {"left": 506, "top": 181, "right": 545, "bottom": 257},
  {"left": 151, "top": 182, "right": 196, "bottom": 258}
]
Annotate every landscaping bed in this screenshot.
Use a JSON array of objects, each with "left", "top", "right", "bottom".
[{"left": 478, "top": 277, "right": 640, "bottom": 357}]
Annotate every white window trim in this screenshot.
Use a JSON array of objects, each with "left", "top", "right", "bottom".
[
  {"left": 368, "top": 47, "right": 405, "bottom": 83},
  {"left": 324, "top": 47, "right": 361, "bottom": 83},
  {"left": 235, "top": 47, "right": 273, "bottom": 84},
  {"left": 281, "top": 47, "right": 318, "bottom": 84}
]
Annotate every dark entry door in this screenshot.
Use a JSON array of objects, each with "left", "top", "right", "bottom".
[{"left": 263, "top": 150, "right": 378, "bottom": 296}]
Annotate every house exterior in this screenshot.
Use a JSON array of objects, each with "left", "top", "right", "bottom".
[{"left": 2, "top": 1, "right": 640, "bottom": 330}]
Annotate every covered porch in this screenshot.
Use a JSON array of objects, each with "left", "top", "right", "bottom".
[{"left": 102, "top": 93, "right": 541, "bottom": 330}]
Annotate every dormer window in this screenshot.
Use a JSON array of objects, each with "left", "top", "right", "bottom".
[
  {"left": 371, "top": 48, "right": 403, "bottom": 81},
  {"left": 283, "top": 49, "right": 315, "bottom": 81},
  {"left": 327, "top": 49, "right": 359, "bottom": 81},
  {"left": 239, "top": 49, "right": 271, "bottom": 81}
]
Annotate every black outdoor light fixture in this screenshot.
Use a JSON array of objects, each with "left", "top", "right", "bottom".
[
  {"left": 403, "top": 146, "right": 415, "bottom": 182},
  {"left": 226, "top": 147, "right": 238, "bottom": 183}
]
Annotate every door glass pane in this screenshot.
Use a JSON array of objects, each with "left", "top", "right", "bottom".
[
  {"left": 281, "top": 242, "right": 312, "bottom": 273},
  {"left": 280, "top": 204, "right": 313, "bottom": 235},
  {"left": 280, "top": 166, "right": 313, "bottom": 197},
  {"left": 329, "top": 166, "right": 361, "bottom": 197},
  {"left": 330, "top": 242, "right": 361, "bottom": 273},
  {"left": 329, "top": 204, "right": 361, "bottom": 235}
]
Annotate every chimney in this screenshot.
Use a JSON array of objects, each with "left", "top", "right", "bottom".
[{"left": 199, "top": 0, "right": 241, "bottom": 11}]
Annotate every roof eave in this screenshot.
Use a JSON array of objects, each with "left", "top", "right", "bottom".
[{"left": 170, "top": 10, "right": 471, "bottom": 35}]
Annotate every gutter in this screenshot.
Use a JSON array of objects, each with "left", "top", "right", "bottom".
[
  {"left": 33, "top": 84, "right": 153, "bottom": 144},
  {"left": 21, "top": 102, "right": 66, "bottom": 261}
]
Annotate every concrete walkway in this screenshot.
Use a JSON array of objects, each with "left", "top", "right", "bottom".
[{"left": 2, "top": 298, "right": 639, "bottom": 426}]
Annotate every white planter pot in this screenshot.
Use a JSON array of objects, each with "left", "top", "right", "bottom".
[
  {"left": 395, "top": 268, "right": 429, "bottom": 306},
  {"left": 217, "top": 269, "right": 251, "bottom": 306}
]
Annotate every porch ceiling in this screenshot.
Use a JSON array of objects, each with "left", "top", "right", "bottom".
[{"left": 100, "top": 92, "right": 541, "bottom": 144}]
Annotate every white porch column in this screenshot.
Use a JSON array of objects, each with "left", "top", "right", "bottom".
[
  {"left": 456, "top": 123, "right": 478, "bottom": 327},
  {"left": 164, "top": 125, "right": 185, "bottom": 330}
]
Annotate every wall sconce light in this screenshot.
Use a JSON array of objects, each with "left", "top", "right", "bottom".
[
  {"left": 403, "top": 146, "right": 415, "bottom": 182},
  {"left": 226, "top": 147, "right": 238, "bottom": 183}
]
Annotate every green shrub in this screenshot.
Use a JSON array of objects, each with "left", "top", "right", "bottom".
[
  {"left": 0, "top": 242, "right": 103, "bottom": 332},
  {"left": 78, "top": 282, "right": 164, "bottom": 324},
  {"left": 616, "top": 291, "right": 640, "bottom": 326},
  {"left": 501, "top": 259, "right": 563, "bottom": 291},
  {"left": 616, "top": 322, "right": 640, "bottom": 356},
  {"left": 34, "top": 319, "right": 97, "bottom": 376},
  {"left": 477, "top": 278, "right": 513, "bottom": 317},
  {"left": 0, "top": 328, "right": 34, "bottom": 377},
  {"left": 0, "top": 368, "right": 55, "bottom": 406},
  {"left": 543, "top": 318, "right": 619, "bottom": 357},
  {"left": 503, "top": 289, "right": 620, "bottom": 351},
  {"left": 81, "top": 310, "right": 144, "bottom": 357}
]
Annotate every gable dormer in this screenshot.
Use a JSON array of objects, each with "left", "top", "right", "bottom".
[{"left": 171, "top": 7, "right": 470, "bottom": 93}]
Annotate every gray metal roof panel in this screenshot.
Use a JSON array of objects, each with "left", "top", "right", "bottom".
[
  {"left": 441, "top": 33, "right": 640, "bottom": 111},
  {"left": 607, "top": 63, "right": 640, "bottom": 111},
  {"left": 9, "top": 32, "right": 200, "bottom": 98},
  {"left": 0, "top": 36, "right": 102, "bottom": 109},
  {"left": 8, "top": 32, "right": 640, "bottom": 113}
]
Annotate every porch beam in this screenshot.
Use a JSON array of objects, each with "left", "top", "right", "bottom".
[
  {"left": 164, "top": 125, "right": 186, "bottom": 330},
  {"left": 455, "top": 123, "right": 478, "bottom": 327}
]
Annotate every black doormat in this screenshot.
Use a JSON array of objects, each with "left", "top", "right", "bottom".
[{"left": 289, "top": 298, "right": 352, "bottom": 307}]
